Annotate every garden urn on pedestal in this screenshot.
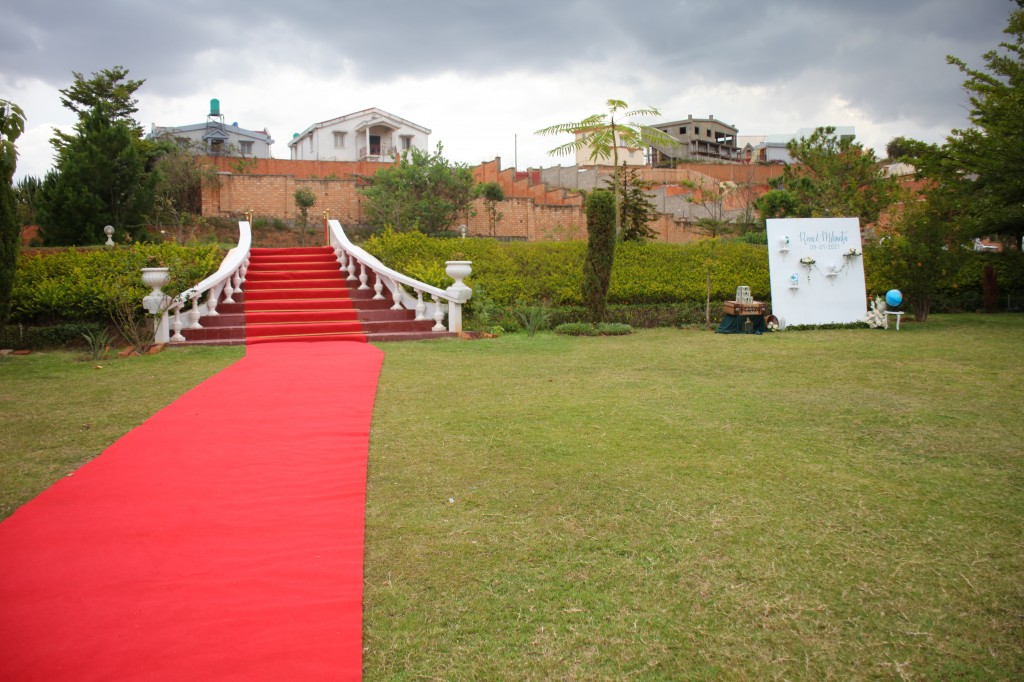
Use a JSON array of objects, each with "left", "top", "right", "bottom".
[{"left": 141, "top": 267, "right": 171, "bottom": 343}]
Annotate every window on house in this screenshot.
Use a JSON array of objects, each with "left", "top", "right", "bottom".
[
  {"left": 679, "top": 127, "right": 686, "bottom": 135},
  {"left": 401, "top": 135, "right": 413, "bottom": 150},
  {"left": 333, "top": 131, "right": 346, "bottom": 148},
  {"left": 308, "top": 136, "right": 313, "bottom": 152},
  {"left": 239, "top": 141, "right": 254, "bottom": 155},
  {"left": 706, "top": 129, "right": 712, "bottom": 137},
  {"left": 694, "top": 127, "right": 700, "bottom": 135}
]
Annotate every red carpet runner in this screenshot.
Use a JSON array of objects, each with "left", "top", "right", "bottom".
[
  {"left": 245, "top": 247, "right": 368, "bottom": 344},
  {"left": 0, "top": 341, "right": 383, "bottom": 680}
]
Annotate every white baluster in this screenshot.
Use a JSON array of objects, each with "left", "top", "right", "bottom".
[
  {"left": 170, "top": 307, "right": 186, "bottom": 342},
  {"left": 207, "top": 285, "right": 222, "bottom": 316},
  {"left": 232, "top": 270, "right": 243, "bottom": 294},
  {"left": 415, "top": 290, "right": 426, "bottom": 320},
  {"left": 373, "top": 272, "right": 384, "bottom": 300},
  {"left": 223, "top": 276, "right": 235, "bottom": 304},
  {"left": 432, "top": 296, "right": 446, "bottom": 331},
  {"left": 391, "top": 279, "right": 403, "bottom": 310},
  {"left": 188, "top": 299, "right": 203, "bottom": 329},
  {"left": 347, "top": 258, "right": 357, "bottom": 281},
  {"left": 358, "top": 263, "right": 369, "bottom": 290}
]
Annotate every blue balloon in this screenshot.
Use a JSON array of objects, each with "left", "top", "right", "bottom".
[{"left": 885, "top": 289, "right": 903, "bottom": 308}]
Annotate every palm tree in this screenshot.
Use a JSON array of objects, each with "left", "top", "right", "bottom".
[{"left": 536, "top": 99, "right": 672, "bottom": 237}]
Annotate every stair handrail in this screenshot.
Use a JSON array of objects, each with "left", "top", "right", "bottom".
[
  {"left": 159, "top": 220, "right": 252, "bottom": 343},
  {"left": 327, "top": 219, "right": 471, "bottom": 333}
]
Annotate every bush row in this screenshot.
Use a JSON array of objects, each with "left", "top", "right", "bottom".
[
  {"left": 11, "top": 243, "right": 223, "bottom": 324},
  {"left": 361, "top": 229, "right": 773, "bottom": 307},
  {"left": 864, "top": 245, "right": 1024, "bottom": 312},
  {"left": 363, "top": 230, "right": 1024, "bottom": 320}
]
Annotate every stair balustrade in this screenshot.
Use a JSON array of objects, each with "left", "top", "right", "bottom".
[
  {"left": 327, "top": 220, "right": 472, "bottom": 333},
  {"left": 158, "top": 221, "right": 252, "bottom": 344}
]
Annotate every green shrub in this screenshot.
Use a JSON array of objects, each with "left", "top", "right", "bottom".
[
  {"left": 10, "top": 243, "right": 222, "bottom": 324},
  {"left": 513, "top": 304, "right": 551, "bottom": 337},
  {"left": 0, "top": 321, "right": 108, "bottom": 350},
  {"left": 554, "top": 322, "right": 598, "bottom": 336},
  {"left": 595, "top": 322, "right": 633, "bottom": 335},
  {"left": 361, "top": 229, "right": 771, "bottom": 310},
  {"left": 785, "top": 321, "right": 871, "bottom": 331},
  {"left": 554, "top": 322, "right": 634, "bottom": 336}
]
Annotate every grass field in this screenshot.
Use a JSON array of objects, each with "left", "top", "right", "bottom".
[
  {"left": 364, "top": 316, "right": 1023, "bottom": 679},
  {"left": 0, "top": 346, "right": 244, "bottom": 520},
  {"left": 2, "top": 315, "right": 1022, "bottom": 679}
]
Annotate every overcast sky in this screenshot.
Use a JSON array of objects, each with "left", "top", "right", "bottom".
[{"left": 1, "top": 0, "right": 1014, "bottom": 181}]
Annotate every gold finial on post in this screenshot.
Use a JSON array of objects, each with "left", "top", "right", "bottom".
[
  {"left": 244, "top": 209, "right": 254, "bottom": 225},
  {"left": 322, "top": 209, "right": 331, "bottom": 245}
]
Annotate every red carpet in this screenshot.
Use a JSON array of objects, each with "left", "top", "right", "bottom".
[
  {"left": 0, "top": 341, "right": 383, "bottom": 680},
  {"left": 245, "top": 247, "right": 368, "bottom": 344}
]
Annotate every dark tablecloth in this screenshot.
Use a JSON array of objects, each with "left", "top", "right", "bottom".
[{"left": 716, "top": 314, "right": 767, "bottom": 335}]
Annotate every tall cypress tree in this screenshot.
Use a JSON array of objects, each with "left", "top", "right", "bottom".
[
  {"left": 0, "top": 100, "right": 26, "bottom": 324},
  {"left": 36, "top": 68, "right": 155, "bottom": 246},
  {"left": 583, "top": 189, "right": 616, "bottom": 323}
]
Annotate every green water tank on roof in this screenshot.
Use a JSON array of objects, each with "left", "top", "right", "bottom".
[{"left": 210, "top": 99, "right": 220, "bottom": 116}]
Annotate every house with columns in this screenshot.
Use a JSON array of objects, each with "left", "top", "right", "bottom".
[{"left": 288, "top": 108, "right": 431, "bottom": 163}]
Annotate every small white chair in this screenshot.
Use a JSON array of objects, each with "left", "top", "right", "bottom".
[{"left": 884, "top": 311, "right": 904, "bottom": 330}]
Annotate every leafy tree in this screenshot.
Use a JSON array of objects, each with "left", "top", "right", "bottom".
[
  {"left": 475, "top": 181, "right": 504, "bottom": 237},
  {"left": 606, "top": 163, "right": 658, "bottom": 242},
  {"left": 769, "top": 126, "right": 898, "bottom": 225},
  {"left": 0, "top": 99, "right": 26, "bottom": 323},
  {"left": 873, "top": 189, "right": 967, "bottom": 322},
  {"left": 52, "top": 66, "right": 145, "bottom": 152},
  {"left": 38, "top": 104, "right": 158, "bottom": 245},
  {"left": 943, "top": 0, "right": 1024, "bottom": 249},
  {"left": 583, "top": 189, "right": 616, "bottom": 322},
  {"left": 37, "top": 68, "right": 158, "bottom": 245},
  {"left": 755, "top": 188, "right": 800, "bottom": 226},
  {"left": 536, "top": 99, "right": 673, "bottom": 238},
  {"left": 149, "top": 138, "right": 220, "bottom": 244},
  {"left": 14, "top": 175, "right": 41, "bottom": 227},
  {"left": 885, "top": 136, "right": 918, "bottom": 160},
  {"left": 294, "top": 187, "right": 317, "bottom": 246},
  {"left": 361, "top": 143, "right": 476, "bottom": 235}
]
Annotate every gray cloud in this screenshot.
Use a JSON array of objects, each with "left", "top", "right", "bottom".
[{"left": 1, "top": 0, "right": 1014, "bottom": 175}]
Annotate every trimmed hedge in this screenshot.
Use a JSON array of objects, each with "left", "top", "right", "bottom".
[
  {"left": 363, "top": 230, "right": 1024, "bottom": 322},
  {"left": 11, "top": 243, "right": 223, "bottom": 324},
  {"left": 361, "top": 229, "right": 772, "bottom": 307}
]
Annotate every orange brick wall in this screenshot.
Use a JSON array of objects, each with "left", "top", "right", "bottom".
[
  {"left": 200, "top": 156, "right": 709, "bottom": 243},
  {"left": 202, "top": 174, "right": 367, "bottom": 223},
  {"left": 201, "top": 156, "right": 392, "bottom": 180}
]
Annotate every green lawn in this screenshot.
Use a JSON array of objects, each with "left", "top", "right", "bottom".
[
  {"left": 0, "top": 345, "right": 244, "bottom": 520},
  {"left": 2, "top": 316, "right": 1022, "bottom": 679},
  {"left": 364, "top": 316, "right": 1023, "bottom": 679}
]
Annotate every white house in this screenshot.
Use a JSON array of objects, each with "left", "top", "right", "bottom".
[
  {"left": 288, "top": 108, "right": 430, "bottom": 162},
  {"left": 749, "top": 127, "right": 857, "bottom": 164},
  {"left": 149, "top": 100, "right": 274, "bottom": 158}
]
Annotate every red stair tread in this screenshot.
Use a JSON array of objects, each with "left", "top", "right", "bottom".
[{"left": 174, "top": 246, "right": 456, "bottom": 345}]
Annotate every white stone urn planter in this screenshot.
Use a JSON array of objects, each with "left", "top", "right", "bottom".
[
  {"left": 141, "top": 267, "right": 171, "bottom": 295},
  {"left": 141, "top": 267, "right": 172, "bottom": 342},
  {"left": 445, "top": 260, "right": 472, "bottom": 289}
]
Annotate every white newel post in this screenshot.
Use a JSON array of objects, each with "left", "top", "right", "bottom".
[
  {"left": 141, "top": 267, "right": 171, "bottom": 344},
  {"left": 444, "top": 260, "right": 473, "bottom": 333}
]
